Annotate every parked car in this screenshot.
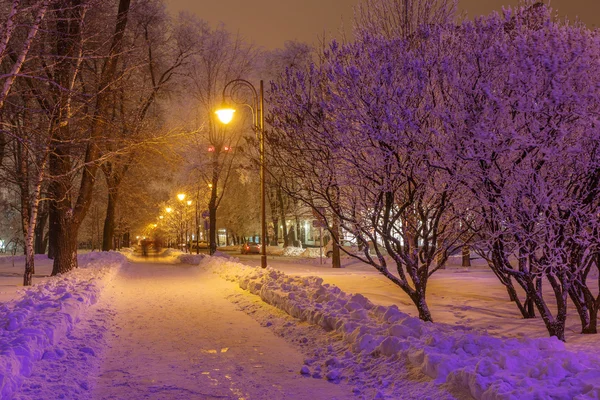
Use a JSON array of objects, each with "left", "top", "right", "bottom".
[{"left": 241, "top": 241, "right": 261, "bottom": 255}]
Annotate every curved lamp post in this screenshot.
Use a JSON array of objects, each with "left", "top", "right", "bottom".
[{"left": 216, "top": 79, "right": 267, "bottom": 269}]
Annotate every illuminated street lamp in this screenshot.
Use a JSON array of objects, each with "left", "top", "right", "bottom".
[
  {"left": 215, "top": 108, "right": 235, "bottom": 124},
  {"left": 177, "top": 193, "right": 186, "bottom": 201},
  {"left": 216, "top": 79, "right": 267, "bottom": 269}
]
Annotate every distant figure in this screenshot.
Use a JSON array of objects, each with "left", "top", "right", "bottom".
[{"left": 141, "top": 240, "right": 149, "bottom": 257}]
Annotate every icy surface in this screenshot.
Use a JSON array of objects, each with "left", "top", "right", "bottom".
[{"left": 205, "top": 257, "right": 600, "bottom": 399}]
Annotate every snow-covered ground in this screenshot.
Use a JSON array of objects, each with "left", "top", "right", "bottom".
[{"left": 1, "top": 250, "right": 599, "bottom": 399}]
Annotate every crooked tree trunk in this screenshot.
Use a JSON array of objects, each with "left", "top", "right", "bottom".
[
  {"left": 380, "top": 258, "right": 434, "bottom": 322},
  {"left": 411, "top": 290, "right": 433, "bottom": 322},
  {"left": 569, "top": 283, "right": 599, "bottom": 334},
  {"left": 488, "top": 258, "right": 536, "bottom": 319},
  {"left": 527, "top": 274, "right": 568, "bottom": 341}
]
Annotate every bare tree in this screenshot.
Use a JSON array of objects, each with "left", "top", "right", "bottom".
[
  {"left": 99, "top": 0, "right": 197, "bottom": 251},
  {"left": 183, "top": 17, "right": 257, "bottom": 255}
]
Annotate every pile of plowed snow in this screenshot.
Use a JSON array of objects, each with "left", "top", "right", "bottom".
[
  {"left": 202, "top": 257, "right": 600, "bottom": 400},
  {"left": 0, "top": 252, "right": 126, "bottom": 398}
]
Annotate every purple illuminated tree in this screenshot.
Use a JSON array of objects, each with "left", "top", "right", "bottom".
[
  {"left": 444, "top": 4, "right": 600, "bottom": 339},
  {"left": 267, "top": 12, "right": 467, "bottom": 321}
]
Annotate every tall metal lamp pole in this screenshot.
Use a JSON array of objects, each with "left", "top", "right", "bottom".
[{"left": 215, "top": 79, "right": 267, "bottom": 269}]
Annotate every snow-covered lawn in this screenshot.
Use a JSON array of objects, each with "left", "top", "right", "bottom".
[{"left": 1, "top": 250, "right": 600, "bottom": 399}]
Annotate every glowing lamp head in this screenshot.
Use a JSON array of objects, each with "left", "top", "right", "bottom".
[
  {"left": 177, "top": 193, "right": 186, "bottom": 201},
  {"left": 215, "top": 108, "right": 235, "bottom": 124},
  {"left": 187, "top": 200, "right": 192, "bottom": 206},
  {"left": 166, "top": 207, "right": 172, "bottom": 213}
]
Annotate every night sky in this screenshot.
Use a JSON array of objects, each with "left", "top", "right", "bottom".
[{"left": 164, "top": 0, "right": 600, "bottom": 49}]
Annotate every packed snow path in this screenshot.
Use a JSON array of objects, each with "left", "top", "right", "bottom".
[{"left": 91, "top": 260, "right": 354, "bottom": 399}]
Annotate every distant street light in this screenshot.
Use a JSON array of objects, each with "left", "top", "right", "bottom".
[{"left": 216, "top": 79, "right": 267, "bottom": 269}]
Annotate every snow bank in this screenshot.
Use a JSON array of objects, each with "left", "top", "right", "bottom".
[
  {"left": 0, "top": 252, "right": 126, "bottom": 399},
  {"left": 161, "top": 248, "right": 183, "bottom": 257},
  {"left": 279, "top": 246, "right": 323, "bottom": 258},
  {"left": 203, "top": 257, "right": 600, "bottom": 399},
  {"left": 281, "top": 247, "right": 306, "bottom": 257},
  {"left": 178, "top": 253, "right": 206, "bottom": 265}
]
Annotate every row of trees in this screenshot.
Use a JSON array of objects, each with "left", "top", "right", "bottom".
[
  {"left": 0, "top": 0, "right": 317, "bottom": 280},
  {"left": 0, "top": 0, "right": 226, "bottom": 282},
  {"left": 266, "top": 0, "right": 600, "bottom": 341}
]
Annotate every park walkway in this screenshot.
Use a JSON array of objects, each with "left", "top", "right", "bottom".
[{"left": 90, "top": 259, "right": 353, "bottom": 399}]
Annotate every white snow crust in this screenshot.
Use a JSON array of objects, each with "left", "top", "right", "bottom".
[
  {"left": 0, "top": 252, "right": 126, "bottom": 398},
  {"left": 205, "top": 257, "right": 600, "bottom": 400}
]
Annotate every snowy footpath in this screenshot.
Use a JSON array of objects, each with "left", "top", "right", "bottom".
[
  {"left": 2, "top": 251, "right": 600, "bottom": 399},
  {"left": 91, "top": 259, "right": 355, "bottom": 399}
]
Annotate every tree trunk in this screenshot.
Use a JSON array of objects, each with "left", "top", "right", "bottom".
[
  {"left": 34, "top": 201, "right": 48, "bottom": 254},
  {"left": 47, "top": 202, "right": 57, "bottom": 259},
  {"left": 585, "top": 308, "right": 599, "bottom": 334},
  {"left": 102, "top": 189, "right": 118, "bottom": 251},
  {"left": 52, "top": 219, "right": 78, "bottom": 275},
  {"left": 569, "top": 283, "right": 599, "bottom": 334},
  {"left": 270, "top": 215, "right": 279, "bottom": 246},
  {"left": 17, "top": 140, "right": 34, "bottom": 285},
  {"left": 49, "top": 0, "right": 131, "bottom": 275},
  {"left": 410, "top": 288, "right": 433, "bottom": 322},
  {"left": 277, "top": 187, "right": 288, "bottom": 247},
  {"left": 209, "top": 195, "right": 217, "bottom": 255},
  {"left": 528, "top": 276, "right": 567, "bottom": 341},
  {"left": 295, "top": 214, "right": 301, "bottom": 246},
  {"left": 331, "top": 216, "right": 341, "bottom": 269},
  {"left": 461, "top": 245, "right": 471, "bottom": 267}
]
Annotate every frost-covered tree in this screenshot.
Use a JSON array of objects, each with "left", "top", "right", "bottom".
[
  {"left": 444, "top": 4, "right": 600, "bottom": 340},
  {"left": 268, "top": 28, "right": 471, "bottom": 321}
]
